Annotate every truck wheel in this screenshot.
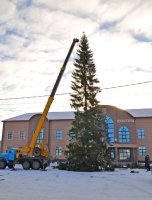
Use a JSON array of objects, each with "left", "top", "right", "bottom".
[
  {"left": 0, "top": 160, "right": 7, "bottom": 169},
  {"left": 22, "top": 160, "right": 31, "bottom": 170},
  {"left": 32, "top": 160, "right": 40, "bottom": 170}
]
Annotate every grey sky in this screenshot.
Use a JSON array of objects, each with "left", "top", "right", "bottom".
[{"left": 0, "top": 0, "right": 152, "bottom": 138}]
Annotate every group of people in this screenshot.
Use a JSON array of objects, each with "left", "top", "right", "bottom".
[{"left": 145, "top": 154, "right": 151, "bottom": 171}]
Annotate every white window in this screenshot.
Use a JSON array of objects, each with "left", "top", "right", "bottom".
[
  {"left": 55, "top": 146, "right": 62, "bottom": 156},
  {"left": 119, "top": 149, "right": 131, "bottom": 160},
  {"left": 69, "top": 131, "right": 76, "bottom": 140},
  {"left": 56, "top": 130, "right": 63, "bottom": 140},
  {"left": 20, "top": 131, "right": 25, "bottom": 140},
  {"left": 7, "top": 132, "right": 13, "bottom": 140},
  {"left": 139, "top": 146, "right": 147, "bottom": 156},
  {"left": 138, "top": 129, "right": 145, "bottom": 139}
]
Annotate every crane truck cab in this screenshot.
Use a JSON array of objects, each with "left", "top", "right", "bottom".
[{"left": 0, "top": 148, "right": 19, "bottom": 169}]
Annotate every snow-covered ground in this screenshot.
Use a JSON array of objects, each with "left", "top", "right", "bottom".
[{"left": 0, "top": 165, "right": 152, "bottom": 200}]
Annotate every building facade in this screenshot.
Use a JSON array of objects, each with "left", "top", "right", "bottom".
[{"left": 1, "top": 105, "right": 152, "bottom": 166}]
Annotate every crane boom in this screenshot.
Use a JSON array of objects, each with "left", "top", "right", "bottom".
[
  {"left": 29, "top": 38, "right": 79, "bottom": 153},
  {"left": 17, "top": 38, "right": 79, "bottom": 158}
]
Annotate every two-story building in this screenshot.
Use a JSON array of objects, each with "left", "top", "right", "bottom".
[{"left": 1, "top": 105, "right": 152, "bottom": 166}]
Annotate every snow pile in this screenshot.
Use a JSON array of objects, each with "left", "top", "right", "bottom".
[{"left": 0, "top": 166, "right": 152, "bottom": 200}]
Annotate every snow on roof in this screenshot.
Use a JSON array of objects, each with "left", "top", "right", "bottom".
[
  {"left": 47, "top": 112, "right": 75, "bottom": 120},
  {"left": 3, "top": 112, "right": 75, "bottom": 121},
  {"left": 3, "top": 113, "right": 37, "bottom": 121},
  {"left": 3, "top": 108, "right": 152, "bottom": 122},
  {"left": 127, "top": 108, "right": 152, "bottom": 118}
]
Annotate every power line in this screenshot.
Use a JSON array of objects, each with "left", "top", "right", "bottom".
[
  {"left": 102, "top": 80, "right": 152, "bottom": 90},
  {"left": 0, "top": 94, "right": 48, "bottom": 101},
  {"left": 0, "top": 93, "right": 70, "bottom": 101},
  {"left": 0, "top": 80, "right": 152, "bottom": 101}
]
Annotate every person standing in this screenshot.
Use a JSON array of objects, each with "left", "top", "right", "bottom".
[{"left": 145, "top": 155, "right": 150, "bottom": 171}]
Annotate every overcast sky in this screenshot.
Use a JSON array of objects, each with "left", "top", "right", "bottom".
[{"left": 0, "top": 0, "right": 152, "bottom": 137}]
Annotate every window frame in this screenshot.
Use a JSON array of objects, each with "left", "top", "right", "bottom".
[
  {"left": 139, "top": 146, "right": 147, "bottom": 157},
  {"left": 69, "top": 131, "right": 76, "bottom": 141},
  {"left": 108, "top": 148, "right": 115, "bottom": 160},
  {"left": 138, "top": 129, "right": 145, "bottom": 139},
  {"left": 7, "top": 132, "right": 13, "bottom": 140},
  {"left": 55, "top": 146, "right": 62, "bottom": 156},
  {"left": 19, "top": 131, "right": 25, "bottom": 140},
  {"left": 56, "top": 130, "right": 63, "bottom": 140},
  {"left": 118, "top": 126, "right": 130, "bottom": 143},
  {"left": 104, "top": 116, "right": 115, "bottom": 143},
  {"left": 119, "top": 148, "right": 131, "bottom": 161}
]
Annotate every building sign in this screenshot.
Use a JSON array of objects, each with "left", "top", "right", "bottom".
[{"left": 117, "top": 119, "right": 135, "bottom": 123}]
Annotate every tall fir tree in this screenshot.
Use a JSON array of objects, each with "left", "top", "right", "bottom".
[
  {"left": 63, "top": 33, "right": 112, "bottom": 171},
  {"left": 70, "top": 33, "right": 100, "bottom": 111}
]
